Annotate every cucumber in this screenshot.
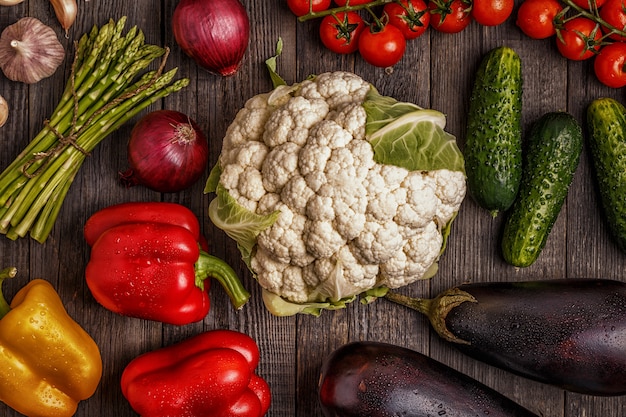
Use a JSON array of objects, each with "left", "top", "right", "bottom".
[
  {"left": 464, "top": 46, "right": 523, "bottom": 217},
  {"left": 501, "top": 112, "right": 583, "bottom": 268},
  {"left": 586, "top": 97, "right": 626, "bottom": 252}
]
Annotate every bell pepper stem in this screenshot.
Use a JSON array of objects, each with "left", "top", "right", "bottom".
[
  {"left": 195, "top": 251, "right": 250, "bottom": 310},
  {"left": 0, "top": 267, "right": 17, "bottom": 319}
]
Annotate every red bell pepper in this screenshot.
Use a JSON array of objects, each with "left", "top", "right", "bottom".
[
  {"left": 121, "top": 329, "right": 271, "bottom": 417},
  {"left": 84, "top": 202, "right": 250, "bottom": 325}
]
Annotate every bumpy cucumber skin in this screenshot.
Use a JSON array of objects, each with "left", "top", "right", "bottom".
[
  {"left": 501, "top": 112, "right": 583, "bottom": 268},
  {"left": 464, "top": 46, "right": 523, "bottom": 217},
  {"left": 587, "top": 98, "right": 626, "bottom": 252}
]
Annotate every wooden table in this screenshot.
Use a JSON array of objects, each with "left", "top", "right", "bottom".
[{"left": 0, "top": 1, "right": 624, "bottom": 416}]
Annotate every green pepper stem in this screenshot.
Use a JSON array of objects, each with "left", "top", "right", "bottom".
[
  {"left": 195, "top": 250, "right": 251, "bottom": 310},
  {"left": 0, "top": 267, "right": 17, "bottom": 319}
]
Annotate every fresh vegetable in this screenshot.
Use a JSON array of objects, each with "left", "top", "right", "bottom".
[
  {"left": 428, "top": 0, "right": 473, "bottom": 33},
  {"left": 593, "top": 42, "right": 626, "bottom": 88},
  {"left": 288, "top": 0, "right": 332, "bottom": 16},
  {"left": 206, "top": 70, "right": 466, "bottom": 316},
  {"left": 385, "top": 278, "right": 626, "bottom": 396},
  {"left": 471, "top": 0, "right": 514, "bottom": 26},
  {"left": 0, "top": 0, "right": 24, "bottom": 5},
  {"left": 501, "top": 112, "right": 583, "bottom": 268},
  {"left": 0, "top": 17, "right": 65, "bottom": 84},
  {"left": 121, "top": 330, "right": 271, "bottom": 417},
  {"left": 464, "top": 46, "right": 523, "bottom": 217},
  {"left": 599, "top": 0, "right": 626, "bottom": 41},
  {"left": 318, "top": 341, "right": 539, "bottom": 416},
  {"left": 50, "top": 0, "right": 78, "bottom": 34},
  {"left": 0, "top": 267, "right": 103, "bottom": 416},
  {"left": 586, "top": 98, "right": 626, "bottom": 252},
  {"left": 172, "top": 0, "right": 250, "bottom": 76},
  {"left": 319, "top": 12, "right": 365, "bottom": 54},
  {"left": 383, "top": 0, "right": 430, "bottom": 39},
  {"left": 358, "top": 22, "right": 406, "bottom": 67},
  {"left": 556, "top": 17, "right": 602, "bottom": 60},
  {"left": 119, "top": 109, "right": 209, "bottom": 193},
  {"left": 0, "top": 17, "right": 189, "bottom": 243},
  {"left": 84, "top": 202, "right": 250, "bottom": 324},
  {"left": 515, "top": 0, "right": 563, "bottom": 39}
]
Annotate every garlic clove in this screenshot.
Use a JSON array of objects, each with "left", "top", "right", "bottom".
[
  {"left": 50, "top": 0, "right": 78, "bottom": 36},
  {"left": 0, "top": 95, "right": 8, "bottom": 128},
  {"left": 0, "top": 17, "right": 65, "bottom": 84}
]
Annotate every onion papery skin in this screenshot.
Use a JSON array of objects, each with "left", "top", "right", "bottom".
[
  {"left": 172, "top": 0, "right": 250, "bottom": 76},
  {"left": 120, "top": 110, "right": 209, "bottom": 193}
]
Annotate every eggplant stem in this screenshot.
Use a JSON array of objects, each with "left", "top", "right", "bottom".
[
  {"left": 384, "top": 291, "right": 433, "bottom": 315},
  {"left": 385, "top": 288, "right": 477, "bottom": 345}
]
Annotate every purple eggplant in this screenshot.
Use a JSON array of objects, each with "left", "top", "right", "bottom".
[
  {"left": 318, "top": 341, "right": 539, "bottom": 417},
  {"left": 385, "top": 278, "right": 626, "bottom": 396}
]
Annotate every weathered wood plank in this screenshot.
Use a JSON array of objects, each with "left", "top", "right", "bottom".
[{"left": 0, "top": 1, "right": 625, "bottom": 416}]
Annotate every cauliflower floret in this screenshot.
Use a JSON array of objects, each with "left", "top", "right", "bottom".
[
  {"left": 281, "top": 176, "right": 315, "bottom": 215},
  {"left": 304, "top": 220, "right": 345, "bottom": 259},
  {"left": 299, "top": 121, "right": 354, "bottom": 192},
  {"left": 328, "top": 103, "right": 367, "bottom": 140},
  {"left": 298, "top": 71, "right": 371, "bottom": 109},
  {"left": 351, "top": 220, "right": 405, "bottom": 264},
  {"left": 380, "top": 222, "right": 443, "bottom": 288},
  {"left": 222, "top": 93, "right": 272, "bottom": 149},
  {"left": 253, "top": 247, "right": 311, "bottom": 303},
  {"left": 428, "top": 170, "right": 468, "bottom": 223},
  {"left": 395, "top": 171, "right": 438, "bottom": 234},
  {"left": 258, "top": 203, "right": 314, "bottom": 267},
  {"left": 262, "top": 142, "right": 300, "bottom": 193},
  {"left": 263, "top": 96, "right": 330, "bottom": 147},
  {"left": 365, "top": 165, "right": 408, "bottom": 222}
]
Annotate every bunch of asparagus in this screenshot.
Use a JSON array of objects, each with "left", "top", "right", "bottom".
[{"left": 0, "top": 17, "right": 189, "bottom": 243}]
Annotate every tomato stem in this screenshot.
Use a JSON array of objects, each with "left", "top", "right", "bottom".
[
  {"left": 299, "top": 0, "right": 394, "bottom": 22},
  {"left": 560, "top": 0, "right": 626, "bottom": 39}
]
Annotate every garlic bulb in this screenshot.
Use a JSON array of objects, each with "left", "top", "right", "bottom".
[
  {"left": 0, "top": 0, "right": 25, "bottom": 5},
  {"left": 0, "top": 95, "right": 8, "bottom": 128},
  {"left": 0, "top": 17, "right": 65, "bottom": 84}
]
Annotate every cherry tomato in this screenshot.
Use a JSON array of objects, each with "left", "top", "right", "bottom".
[
  {"left": 556, "top": 17, "right": 602, "bottom": 61},
  {"left": 569, "top": 0, "right": 607, "bottom": 8},
  {"left": 471, "top": 0, "right": 514, "bottom": 26},
  {"left": 287, "top": 0, "right": 331, "bottom": 17},
  {"left": 319, "top": 12, "right": 365, "bottom": 54},
  {"left": 599, "top": 0, "right": 626, "bottom": 41},
  {"left": 515, "top": 0, "right": 563, "bottom": 39},
  {"left": 358, "top": 24, "right": 407, "bottom": 67},
  {"left": 593, "top": 42, "right": 626, "bottom": 88},
  {"left": 428, "top": 0, "right": 472, "bottom": 33},
  {"left": 384, "top": 0, "right": 430, "bottom": 39},
  {"left": 334, "top": 0, "right": 371, "bottom": 5}
]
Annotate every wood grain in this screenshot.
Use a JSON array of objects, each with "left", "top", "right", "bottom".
[{"left": 0, "top": 1, "right": 624, "bottom": 416}]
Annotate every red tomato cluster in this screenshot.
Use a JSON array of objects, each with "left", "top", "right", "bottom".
[
  {"left": 516, "top": 0, "right": 626, "bottom": 88},
  {"left": 287, "top": 0, "right": 514, "bottom": 68}
]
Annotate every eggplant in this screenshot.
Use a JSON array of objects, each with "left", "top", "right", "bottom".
[
  {"left": 385, "top": 278, "right": 626, "bottom": 396},
  {"left": 318, "top": 341, "right": 539, "bottom": 417}
]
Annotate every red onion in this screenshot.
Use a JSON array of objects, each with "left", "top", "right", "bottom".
[
  {"left": 119, "top": 110, "right": 209, "bottom": 193},
  {"left": 172, "top": 0, "right": 250, "bottom": 76}
]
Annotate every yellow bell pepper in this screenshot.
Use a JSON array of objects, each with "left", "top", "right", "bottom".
[{"left": 0, "top": 267, "right": 103, "bottom": 417}]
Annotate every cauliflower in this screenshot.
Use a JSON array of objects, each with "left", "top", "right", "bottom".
[{"left": 207, "top": 71, "right": 466, "bottom": 316}]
